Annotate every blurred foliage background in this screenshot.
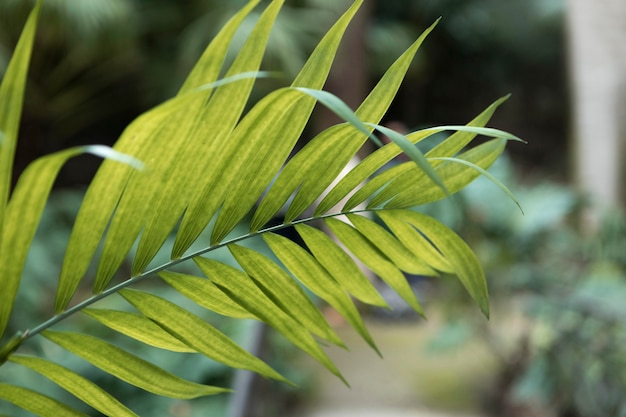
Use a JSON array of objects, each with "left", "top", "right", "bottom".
[{"left": 4, "top": 1, "right": 625, "bottom": 417}]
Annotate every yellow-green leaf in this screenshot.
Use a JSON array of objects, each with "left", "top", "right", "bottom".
[
  {"left": 386, "top": 138, "right": 506, "bottom": 208},
  {"left": 132, "top": 0, "right": 280, "bottom": 273},
  {"left": 194, "top": 257, "right": 347, "bottom": 384},
  {"left": 295, "top": 224, "right": 387, "bottom": 307},
  {"left": 57, "top": 0, "right": 262, "bottom": 309},
  {"left": 347, "top": 213, "right": 437, "bottom": 275},
  {"left": 376, "top": 212, "right": 453, "bottom": 273},
  {"left": 0, "top": 383, "right": 89, "bottom": 417},
  {"left": 0, "top": 0, "right": 41, "bottom": 239},
  {"left": 119, "top": 289, "right": 288, "bottom": 383},
  {"left": 316, "top": 96, "right": 510, "bottom": 215},
  {"left": 0, "top": 0, "right": 41, "bottom": 338},
  {"left": 42, "top": 330, "right": 228, "bottom": 398},
  {"left": 9, "top": 355, "right": 138, "bottom": 417},
  {"left": 381, "top": 210, "right": 490, "bottom": 317},
  {"left": 0, "top": 146, "right": 140, "bottom": 337},
  {"left": 159, "top": 271, "right": 254, "bottom": 319},
  {"left": 264, "top": 232, "right": 380, "bottom": 354},
  {"left": 325, "top": 218, "right": 425, "bottom": 316},
  {"left": 83, "top": 309, "right": 195, "bottom": 352},
  {"left": 174, "top": 0, "right": 364, "bottom": 253},
  {"left": 228, "top": 244, "right": 344, "bottom": 346}
]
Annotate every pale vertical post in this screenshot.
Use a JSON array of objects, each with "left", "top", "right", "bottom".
[{"left": 567, "top": 0, "right": 626, "bottom": 209}]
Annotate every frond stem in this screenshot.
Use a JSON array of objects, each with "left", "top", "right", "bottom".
[{"left": 13, "top": 208, "right": 378, "bottom": 347}]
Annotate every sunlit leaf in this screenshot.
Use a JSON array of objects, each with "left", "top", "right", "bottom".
[
  {"left": 1, "top": 146, "right": 140, "bottom": 338},
  {"left": 0, "top": 383, "right": 89, "bottom": 417},
  {"left": 9, "top": 355, "right": 138, "bottom": 417},
  {"left": 119, "top": 289, "right": 289, "bottom": 383},
  {"left": 325, "top": 217, "right": 426, "bottom": 316},
  {"left": 227, "top": 245, "right": 345, "bottom": 347},
  {"left": 251, "top": 19, "right": 439, "bottom": 229},
  {"left": 295, "top": 224, "right": 387, "bottom": 307},
  {"left": 264, "top": 232, "right": 380, "bottom": 354},
  {"left": 42, "top": 331, "right": 229, "bottom": 398},
  {"left": 194, "top": 257, "right": 347, "bottom": 384},
  {"left": 0, "top": 0, "right": 41, "bottom": 339},
  {"left": 378, "top": 210, "right": 490, "bottom": 317},
  {"left": 83, "top": 309, "right": 195, "bottom": 352},
  {"left": 159, "top": 271, "right": 254, "bottom": 319}
]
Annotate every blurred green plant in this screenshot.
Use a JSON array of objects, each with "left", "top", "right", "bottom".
[
  {"left": 0, "top": 1, "right": 521, "bottom": 415},
  {"left": 425, "top": 156, "right": 626, "bottom": 416}
]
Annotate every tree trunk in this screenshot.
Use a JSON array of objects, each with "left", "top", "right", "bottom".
[{"left": 567, "top": 0, "right": 626, "bottom": 211}]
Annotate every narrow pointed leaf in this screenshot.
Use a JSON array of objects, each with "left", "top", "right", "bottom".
[
  {"left": 159, "top": 271, "right": 254, "bottom": 319},
  {"left": 0, "top": 1, "right": 41, "bottom": 339},
  {"left": 295, "top": 224, "right": 387, "bottom": 307},
  {"left": 316, "top": 96, "right": 510, "bottom": 215},
  {"left": 380, "top": 210, "right": 490, "bottom": 317},
  {"left": 42, "top": 330, "right": 228, "bottom": 398},
  {"left": 387, "top": 138, "right": 506, "bottom": 208},
  {"left": 58, "top": 0, "right": 262, "bottom": 308},
  {"left": 0, "top": 146, "right": 139, "bottom": 336},
  {"left": 251, "top": 19, "right": 438, "bottom": 230},
  {"left": 83, "top": 309, "right": 195, "bottom": 352},
  {"left": 369, "top": 123, "right": 449, "bottom": 196},
  {"left": 119, "top": 289, "right": 288, "bottom": 383},
  {"left": 56, "top": 95, "right": 190, "bottom": 311},
  {"left": 0, "top": 383, "right": 89, "bottom": 417},
  {"left": 228, "top": 244, "right": 345, "bottom": 346},
  {"left": 0, "top": 0, "right": 41, "bottom": 238},
  {"left": 264, "top": 232, "right": 380, "bottom": 354},
  {"left": 194, "top": 257, "right": 347, "bottom": 384},
  {"left": 347, "top": 213, "right": 437, "bottom": 275},
  {"left": 377, "top": 213, "right": 453, "bottom": 273},
  {"left": 430, "top": 156, "right": 523, "bottom": 213},
  {"left": 9, "top": 355, "right": 138, "bottom": 417},
  {"left": 133, "top": 0, "right": 282, "bottom": 272},
  {"left": 325, "top": 218, "right": 425, "bottom": 316},
  {"left": 175, "top": 0, "right": 364, "bottom": 252}
]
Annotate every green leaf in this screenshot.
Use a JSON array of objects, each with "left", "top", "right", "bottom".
[
  {"left": 368, "top": 123, "right": 449, "bottom": 197},
  {"left": 119, "top": 289, "right": 288, "bottom": 383},
  {"left": 0, "top": 0, "right": 41, "bottom": 338},
  {"left": 0, "top": 383, "right": 89, "bottom": 417},
  {"left": 174, "top": 0, "right": 364, "bottom": 252},
  {"left": 159, "top": 271, "right": 254, "bottom": 319},
  {"left": 264, "top": 232, "right": 380, "bottom": 354},
  {"left": 295, "top": 224, "right": 388, "bottom": 307},
  {"left": 56, "top": 0, "right": 263, "bottom": 310},
  {"left": 0, "top": 146, "right": 140, "bottom": 338},
  {"left": 9, "top": 355, "right": 138, "bottom": 417},
  {"left": 429, "top": 155, "right": 523, "bottom": 213},
  {"left": 315, "top": 96, "right": 511, "bottom": 215},
  {"left": 325, "top": 217, "right": 425, "bottom": 316},
  {"left": 386, "top": 138, "right": 506, "bottom": 208},
  {"left": 193, "top": 257, "right": 347, "bottom": 384},
  {"left": 347, "top": 213, "right": 438, "bottom": 275},
  {"left": 83, "top": 309, "right": 195, "bottom": 352},
  {"left": 0, "top": 0, "right": 40, "bottom": 237},
  {"left": 375, "top": 212, "right": 453, "bottom": 273},
  {"left": 132, "top": 0, "right": 282, "bottom": 274},
  {"left": 250, "top": 19, "right": 438, "bottom": 230},
  {"left": 42, "top": 330, "right": 228, "bottom": 398},
  {"left": 378, "top": 210, "right": 490, "bottom": 317},
  {"left": 227, "top": 245, "right": 345, "bottom": 347}
]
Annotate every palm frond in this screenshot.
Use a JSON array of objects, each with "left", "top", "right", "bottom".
[{"left": 0, "top": 1, "right": 523, "bottom": 415}]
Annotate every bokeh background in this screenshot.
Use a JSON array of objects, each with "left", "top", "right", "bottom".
[{"left": 2, "top": 0, "right": 625, "bottom": 416}]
